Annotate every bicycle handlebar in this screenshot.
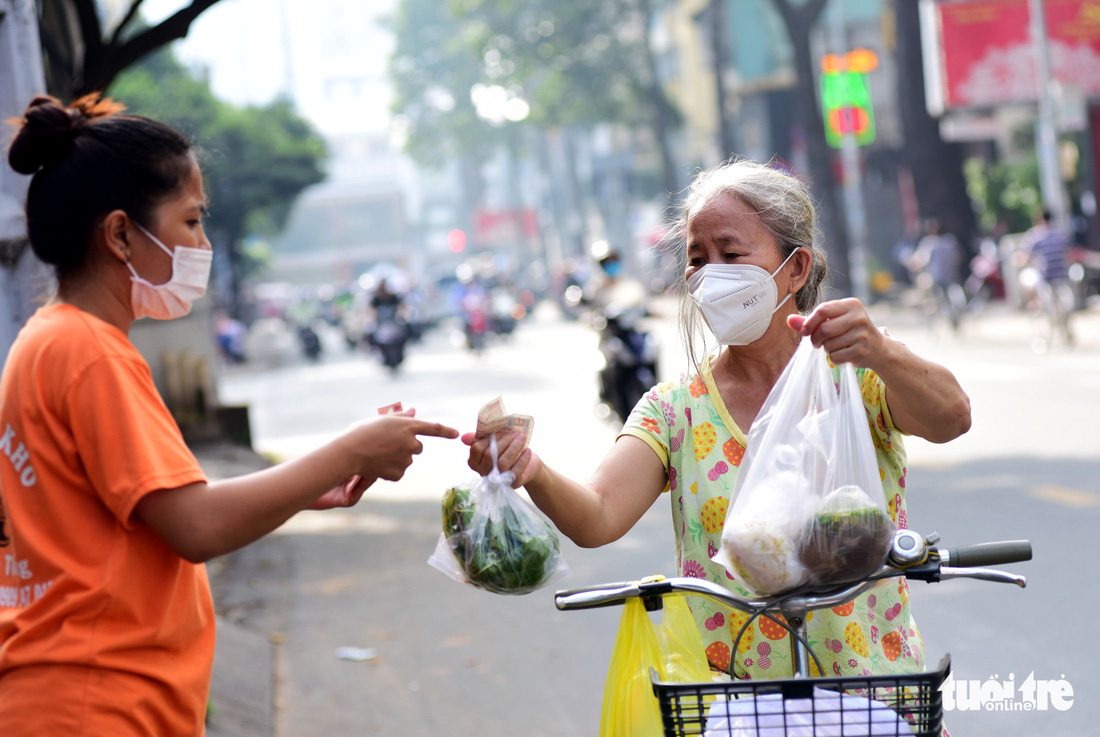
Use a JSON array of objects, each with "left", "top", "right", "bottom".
[{"left": 554, "top": 531, "right": 1031, "bottom": 613}]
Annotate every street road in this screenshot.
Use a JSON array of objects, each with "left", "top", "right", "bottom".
[{"left": 216, "top": 301, "right": 1099, "bottom": 737}]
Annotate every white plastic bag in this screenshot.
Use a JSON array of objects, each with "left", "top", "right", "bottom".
[
  {"left": 703, "top": 688, "right": 913, "bottom": 737},
  {"left": 428, "top": 435, "right": 569, "bottom": 595},
  {"left": 713, "top": 337, "right": 895, "bottom": 596}
]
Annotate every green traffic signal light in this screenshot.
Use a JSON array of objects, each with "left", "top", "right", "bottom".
[{"left": 821, "top": 70, "right": 876, "bottom": 148}]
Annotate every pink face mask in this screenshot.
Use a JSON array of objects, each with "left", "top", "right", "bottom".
[{"left": 126, "top": 223, "right": 212, "bottom": 320}]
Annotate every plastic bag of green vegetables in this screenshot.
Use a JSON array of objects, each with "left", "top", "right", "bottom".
[{"left": 428, "top": 437, "right": 568, "bottom": 595}]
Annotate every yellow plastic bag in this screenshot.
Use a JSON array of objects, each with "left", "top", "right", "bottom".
[
  {"left": 599, "top": 595, "right": 711, "bottom": 737},
  {"left": 657, "top": 596, "right": 712, "bottom": 684},
  {"left": 599, "top": 598, "right": 664, "bottom": 737}
]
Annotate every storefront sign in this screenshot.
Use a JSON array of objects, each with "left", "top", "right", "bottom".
[{"left": 923, "top": 0, "right": 1100, "bottom": 111}]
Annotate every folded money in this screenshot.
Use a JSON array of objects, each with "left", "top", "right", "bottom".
[{"left": 475, "top": 396, "right": 534, "bottom": 451}]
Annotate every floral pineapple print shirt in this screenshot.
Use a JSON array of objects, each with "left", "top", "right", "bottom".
[{"left": 620, "top": 354, "right": 925, "bottom": 681}]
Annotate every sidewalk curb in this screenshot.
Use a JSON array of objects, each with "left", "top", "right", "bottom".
[
  {"left": 206, "top": 616, "right": 274, "bottom": 737},
  {"left": 193, "top": 441, "right": 276, "bottom": 737}
]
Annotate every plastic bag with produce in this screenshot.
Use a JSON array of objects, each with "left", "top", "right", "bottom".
[
  {"left": 712, "top": 337, "right": 894, "bottom": 596},
  {"left": 428, "top": 434, "right": 569, "bottom": 595}
]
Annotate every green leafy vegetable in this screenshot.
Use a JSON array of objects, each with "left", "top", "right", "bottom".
[{"left": 441, "top": 483, "right": 562, "bottom": 595}]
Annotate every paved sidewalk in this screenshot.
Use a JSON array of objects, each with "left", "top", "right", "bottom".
[
  {"left": 866, "top": 293, "right": 1100, "bottom": 350},
  {"left": 193, "top": 442, "right": 276, "bottom": 737}
]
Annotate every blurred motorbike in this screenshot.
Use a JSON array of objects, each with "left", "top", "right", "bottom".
[
  {"left": 297, "top": 322, "right": 322, "bottom": 362},
  {"left": 368, "top": 315, "right": 408, "bottom": 372},
  {"left": 594, "top": 305, "right": 658, "bottom": 423},
  {"left": 460, "top": 291, "right": 492, "bottom": 353}
]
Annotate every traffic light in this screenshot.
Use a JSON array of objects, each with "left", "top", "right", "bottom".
[{"left": 820, "top": 50, "right": 878, "bottom": 148}]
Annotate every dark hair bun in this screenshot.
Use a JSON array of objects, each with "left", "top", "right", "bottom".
[{"left": 8, "top": 93, "right": 127, "bottom": 175}]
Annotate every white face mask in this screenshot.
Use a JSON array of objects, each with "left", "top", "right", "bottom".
[
  {"left": 687, "top": 248, "right": 800, "bottom": 345},
  {"left": 127, "top": 223, "right": 212, "bottom": 320}
]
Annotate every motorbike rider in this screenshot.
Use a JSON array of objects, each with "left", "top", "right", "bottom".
[
  {"left": 289, "top": 292, "right": 323, "bottom": 361},
  {"left": 582, "top": 241, "right": 657, "bottom": 422},
  {"left": 583, "top": 240, "right": 648, "bottom": 314},
  {"left": 370, "top": 278, "right": 405, "bottom": 325},
  {"left": 367, "top": 278, "right": 410, "bottom": 370}
]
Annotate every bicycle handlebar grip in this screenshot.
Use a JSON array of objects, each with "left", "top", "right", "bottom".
[
  {"left": 945, "top": 540, "right": 1032, "bottom": 568},
  {"left": 553, "top": 581, "right": 637, "bottom": 610}
]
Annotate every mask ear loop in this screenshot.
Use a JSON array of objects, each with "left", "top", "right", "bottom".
[
  {"left": 771, "top": 247, "right": 805, "bottom": 313},
  {"left": 133, "top": 222, "right": 176, "bottom": 259}
]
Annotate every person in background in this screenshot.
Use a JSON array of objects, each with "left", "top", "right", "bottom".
[
  {"left": 1016, "top": 209, "right": 1077, "bottom": 343},
  {"left": 908, "top": 218, "right": 966, "bottom": 329},
  {"left": 1020, "top": 209, "right": 1071, "bottom": 291},
  {"left": 582, "top": 239, "right": 648, "bottom": 314},
  {"left": 0, "top": 94, "right": 458, "bottom": 737},
  {"left": 213, "top": 308, "right": 247, "bottom": 363},
  {"left": 464, "top": 159, "right": 970, "bottom": 689},
  {"left": 370, "top": 277, "right": 406, "bottom": 327}
]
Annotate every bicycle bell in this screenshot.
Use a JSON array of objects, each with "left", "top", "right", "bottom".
[{"left": 889, "top": 529, "right": 927, "bottom": 566}]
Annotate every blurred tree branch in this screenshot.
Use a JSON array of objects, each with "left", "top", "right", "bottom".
[{"left": 37, "top": 0, "right": 224, "bottom": 100}]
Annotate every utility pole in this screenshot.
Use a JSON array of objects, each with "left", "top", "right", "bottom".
[
  {"left": 0, "top": 0, "right": 50, "bottom": 363},
  {"left": 709, "top": 0, "right": 737, "bottom": 160},
  {"left": 828, "top": 0, "right": 870, "bottom": 303},
  {"left": 1028, "top": 0, "right": 1070, "bottom": 231}
]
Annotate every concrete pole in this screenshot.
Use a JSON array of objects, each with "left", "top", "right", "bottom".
[
  {"left": 0, "top": 0, "right": 49, "bottom": 363},
  {"left": 1028, "top": 0, "right": 1070, "bottom": 230},
  {"left": 829, "top": 0, "right": 870, "bottom": 303}
]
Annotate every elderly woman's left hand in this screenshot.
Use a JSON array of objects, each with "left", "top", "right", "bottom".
[{"left": 786, "top": 298, "right": 885, "bottom": 369}]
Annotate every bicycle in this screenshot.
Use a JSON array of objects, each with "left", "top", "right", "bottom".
[
  {"left": 1022, "top": 269, "right": 1076, "bottom": 348},
  {"left": 554, "top": 529, "right": 1032, "bottom": 736}
]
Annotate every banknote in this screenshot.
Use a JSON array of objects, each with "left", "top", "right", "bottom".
[
  {"left": 475, "top": 396, "right": 534, "bottom": 451},
  {"left": 377, "top": 402, "right": 404, "bottom": 415}
]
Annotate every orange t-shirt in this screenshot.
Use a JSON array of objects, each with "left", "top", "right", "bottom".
[{"left": 0, "top": 304, "right": 213, "bottom": 736}]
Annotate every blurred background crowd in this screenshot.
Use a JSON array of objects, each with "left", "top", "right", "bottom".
[{"left": 2, "top": 0, "right": 1100, "bottom": 425}]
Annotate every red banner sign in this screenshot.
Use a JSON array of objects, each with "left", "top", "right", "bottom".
[{"left": 931, "top": 0, "right": 1100, "bottom": 109}]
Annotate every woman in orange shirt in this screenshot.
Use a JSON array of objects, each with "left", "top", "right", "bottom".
[{"left": 0, "top": 94, "right": 458, "bottom": 737}]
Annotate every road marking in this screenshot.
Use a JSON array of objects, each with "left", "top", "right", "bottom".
[{"left": 1028, "top": 484, "right": 1100, "bottom": 508}]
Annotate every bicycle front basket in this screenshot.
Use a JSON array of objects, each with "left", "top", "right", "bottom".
[{"left": 651, "top": 654, "right": 950, "bottom": 737}]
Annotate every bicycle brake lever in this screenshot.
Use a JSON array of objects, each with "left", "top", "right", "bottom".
[{"left": 938, "top": 566, "right": 1027, "bottom": 588}]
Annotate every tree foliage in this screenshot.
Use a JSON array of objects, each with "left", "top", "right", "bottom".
[
  {"left": 387, "top": 0, "right": 681, "bottom": 198},
  {"left": 109, "top": 50, "right": 327, "bottom": 316},
  {"left": 459, "top": 0, "right": 668, "bottom": 128},
  {"left": 386, "top": 0, "right": 497, "bottom": 165},
  {"left": 964, "top": 155, "right": 1041, "bottom": 235}
]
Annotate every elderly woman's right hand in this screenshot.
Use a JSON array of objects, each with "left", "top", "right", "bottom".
[{"left": 462, "top": 431, "right": 543, "bottom": 488}]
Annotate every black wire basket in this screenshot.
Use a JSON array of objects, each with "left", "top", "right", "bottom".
[{"left": 650, "top": 654, "right": 950, "bottom": 737}]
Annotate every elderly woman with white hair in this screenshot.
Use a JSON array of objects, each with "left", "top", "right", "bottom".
[{"left": 464, "top": 158, "right": 971, "bottom": 681}]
